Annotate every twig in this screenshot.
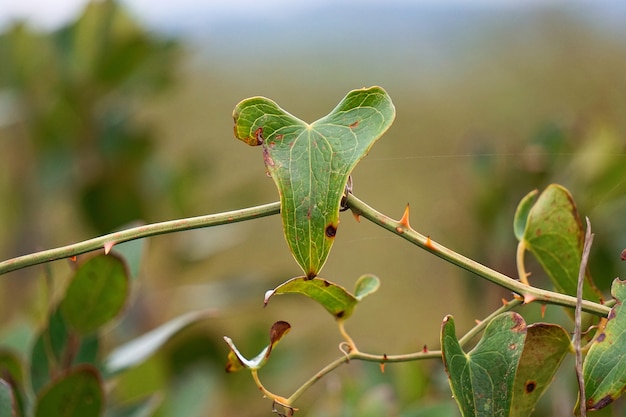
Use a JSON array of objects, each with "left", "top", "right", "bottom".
[
  {"left": 575, "top": 217, "right": 594, "bottom": 417},
  {"left": 0, "top": 201, "right": 281, "bottom": 275}
]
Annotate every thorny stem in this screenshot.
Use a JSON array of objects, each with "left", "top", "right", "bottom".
[
  {"left": 0, "top": 201, "right": 281, "bottom": 275},
  {"left": 344, "top": 193, "right": 610, "bottom": 317}
]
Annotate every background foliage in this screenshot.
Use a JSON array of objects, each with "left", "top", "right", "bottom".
[{"left": 0, "top": 1, "right": 625, "bottom": 416}]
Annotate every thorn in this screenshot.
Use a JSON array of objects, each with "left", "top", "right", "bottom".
[
  {"left": 513, "top": 293, "right": 524, "bottom": 301},
  {"left": 425, "top": 236, "right": 435, "bottom": 250},
  {"left": 104, "top": 241, "right": 115, "bottom": 255},
  {"left": 422, "top": 344, "right": 428, "bottom": 353},
  {"left": 69, "top": 256, "right": 77, "bottom": 262},
  {"left": 474, "top": 319, "right": 481, "bottom": 325},
  {"left": 399, "top": 204, "right": 411, "bottom": 229},
  {"left": 523, "top": 294, "right": 537, "bottom": 304},
  {"left": 541, "top": 304, "right": 547, "bottom": 318},
  {"left": 380, "top": 354, "right": 387, "bottom": 373},
  {"left": 352, "top": 212, "right": 361, "bottom": 222},
  {"left": 501, "top": 298, "right": 509, "bottom": 306}
]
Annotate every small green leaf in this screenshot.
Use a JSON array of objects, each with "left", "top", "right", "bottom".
[
  {"left": 234, "top": 86, "right": 395, "bottom": 277},
  {"left": 584, "top": 278, "right": 626, "bottom": 410},
  {"left": 441, "top": 312, "right": 527, "bottom": 417},
  {"left": 354, "top": 274, "right": 380, "bottom": 301},
  {"left": 513, "top": 189, "right": 538, "bottom": 241},
  {"left": 34, "top": 365, "right": 103, "bottom": 417},
  {"left": 60, "top": 254, "right": 129, "bottom": 334},
  {"left": 510, "top": 323, "right": 571, "bottom": 417},
  {"left": 520, "top": 184, "right": 601, "bottom": 301},
  {"left": 0, "top": 379, "right": 15, "bottom": 417},
  {"left": 265, "top": 277, "right": 357, "bottom": 320},
  {"left": 224, "top": 321, "right": 291, "bottom": 372},
  {"left": 104, "top": 310, "right": 213, "bottom": 376}
]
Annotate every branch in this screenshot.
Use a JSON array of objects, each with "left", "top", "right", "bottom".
[
  {"left": 0, "top": 202, "right": 281, "bottom": 275},
  {"left": 344, "top": 193, "right": 610, "bottom": 317},
  {"left": 575, "top": 217, "right": 594, "bottom": 417}
]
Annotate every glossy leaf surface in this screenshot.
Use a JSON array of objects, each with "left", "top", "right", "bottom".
[
  {"left": 584, "top": 278, "right": 626, "bottom": 410},
  {"left": 441, "top": 312, "right": 526, "bottom": 417},
  {"left": 234, "top": 86, "right": 395, "bottom": 277}
]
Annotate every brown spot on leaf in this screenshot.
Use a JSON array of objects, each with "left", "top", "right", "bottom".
[
  {"left": 275, "top": 134, "right": 284, "bottom": 140},
  {"left": 589, "top": 394, "right": 614, "bottom": 410},
  {"left": 306, "top": 272, "right": 316, "bottom": 280},
  {"left": 596, "top": 332, "right": 606, "bottom": 342},
  {"left": 325, "top": 224, "right": 337, "bottom": 238},
  {"left": 525, "top": 381, "right": 536, "bottom": 393},
  {"left": 349, "top": 120, "right": 359, "bottom": 128},
  {"left": 254, "top": 127, "right": 264, "bottom": 145},
  {"left": 336, "top": 310, "right": 345, "bottom": 319},
  {"left": 510, "top": 313, "right": 526, "bottom": 332},
  {"left": 535, "top": 228, "right": 542, "bottom": 236},
  {"left": 323, "top": 280, "right": 331, "bottom": 287}
]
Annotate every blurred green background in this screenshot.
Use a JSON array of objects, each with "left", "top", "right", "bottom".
[{"left": 0, "top": 0, "right": 625, "bottom": 415}]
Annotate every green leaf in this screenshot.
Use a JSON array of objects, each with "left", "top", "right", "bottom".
[
  {"left": 513, "top": 189, "right": 538, "bottom": 241},
  {"left": 265, "top": 277, "right": 357, "bottom": 320},
  {"left": 224, "top": 321, "right": 291, "bottom": 372},
  {"left": 510, "top": 323, "right": 571, "bottom": 417},
  {"left": 584, "top": 278, "right": 626, "bottom": 410},
  {"left": 354, "top": 274, "right": 380, "bottom": 301},
  {"left": 520, "top": 184, "right": 601, "bottom": 301},
  {"left": 233, "top": 86, "right": 395, "bottom": 277},
  {"left": 34, "top": 365, "right": 103, "bottom": 417},
  {"left": 104, "top": 310, "right": 212, "bottom": 376},
  {"left": 30, "top": 308, "right": 70, "bottom": 393},
  {"left": 60, "top": 254, "right": 129, "bottom": 334},
  {"left": 0, "top": 379, "right": 15, "bottom": 417},
  {"left": 441, "top": 312, "right": 527, "bottom": 417}
]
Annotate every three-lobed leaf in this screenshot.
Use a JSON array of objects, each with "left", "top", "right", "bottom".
[
  {"left": 233, "top": 86, "right": 395, "bottom": 278},
  {"left": 584, "top": 278, "right": 626, "bottom": 410}
]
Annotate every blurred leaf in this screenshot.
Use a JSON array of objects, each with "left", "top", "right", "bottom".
[
  {"left": 399, "top": 401, "right": 460, "bottom": 417},
  {"left": 60, "top": 254, "right": 129, "bottom": 335},
  {"left": 584, "top": 278, "right": 626, "bottom": 410},
  {"left": 104, "top": 310, "right": 212, "bottom": 376},
  {"left": 519, "top": 184, "right": 601, "bottom": 301},
  {"left": 441, "top": 313, "right": 527, "bottom": 417},
  {"left": 34, "top": 365, "right": 103, "bottom": 417},
  {"left": 224, "top": 321, "right": 290, "bottom": 372},
  {"left": 265, "top": 277, "right": 357, "bottom": 320},
  {"left": 510, "top": 323, "right": 571, "bottom": 417},
  {"left": 0, "top": 349, "right": 26, "bottom": 417},
  {"left": 233, "top": 86, "right": 395, "bottom": 277},
  {"left": 0, "top": 379, "right": 15, "bottom": 417},
  {"left": 513, "top": 189, "right": 538, "bottom": 241},
  {"left": 30, "top": 308, "right": 70, "bottom": 393},
  {"left": 354, "top": 274, "right": 380, "bottom": 301}
]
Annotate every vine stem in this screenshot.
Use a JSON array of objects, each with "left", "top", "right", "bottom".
[
  {"left": 0, "top": 201, "right": 280, "bottom": 275},
  {"left": 285, "top": 296, "right": 523, "bottom": 405},
  {"left": 344, "top": 193, "right": 610, "bottom": 317}
]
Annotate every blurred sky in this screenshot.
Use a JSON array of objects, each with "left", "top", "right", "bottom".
[{"left": 2, "top": 0, "right": 624, "bottom": 32}]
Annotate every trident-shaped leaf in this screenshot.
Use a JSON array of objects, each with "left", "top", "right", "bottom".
[{"left": 233, "top": 87, "right": 395, "bottom": 277}]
